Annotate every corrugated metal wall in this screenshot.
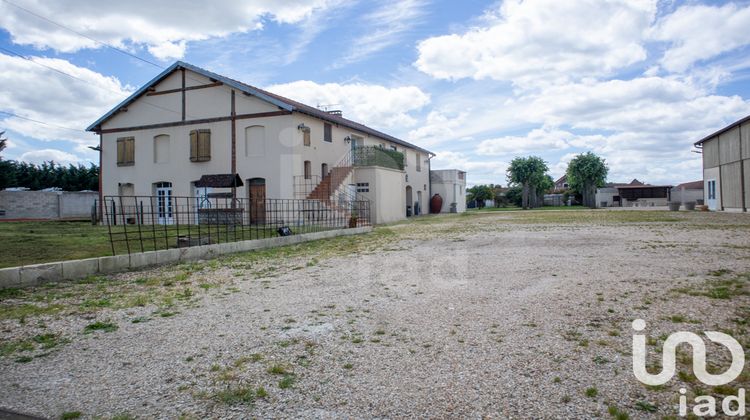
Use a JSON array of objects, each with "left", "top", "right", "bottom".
[
  {"left": 721, "top": 161, "right": 743, "bottom": 208},
  {"left": 703, "top": 137, "right": 720, "bottom": 168},
  {"left": 719, "top": 127, "right": 741, "bottom": 164}
]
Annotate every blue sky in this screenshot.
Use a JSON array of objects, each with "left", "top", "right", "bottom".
[{"left": 1, "top": 0, "right": 750, "bottom": 187}]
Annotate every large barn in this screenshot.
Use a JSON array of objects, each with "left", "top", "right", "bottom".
[{"left": 694, "top": 115, "right": 750, "bottom": 212}]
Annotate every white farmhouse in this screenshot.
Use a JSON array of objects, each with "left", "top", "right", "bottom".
[{"left": 87, "top": 62, "right": 434, "bottom": 224}]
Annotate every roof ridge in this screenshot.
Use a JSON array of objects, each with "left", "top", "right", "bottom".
[{"left": 90, "top": 61, "right": 432, "bottom": 154}]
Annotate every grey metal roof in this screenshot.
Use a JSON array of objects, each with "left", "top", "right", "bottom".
[
  {"left": 86, "top": 61, "right": 433, "bottom": 155},
  {"left": 693, "top": 113, "right": 750, "bottom": 146}
]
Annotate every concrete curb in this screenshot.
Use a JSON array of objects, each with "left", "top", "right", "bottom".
[{"left": 0, "top": 226, "right": 372, "bottom": 290}]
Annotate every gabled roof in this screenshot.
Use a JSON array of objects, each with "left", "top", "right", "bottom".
[
  {"left": 554, "top": 174, "right": 567, "bottom": 184},
  {"left": 674, "top": 180, "right": 703, "bottom": 190},
  {"left": 87, "top": 61, "right": 433, "bottom": 155},
  {"left": 694, "top": 113, "right": 750, "bottom": 146}
]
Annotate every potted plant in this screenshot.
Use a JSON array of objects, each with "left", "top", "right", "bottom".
[{"left": 348, "top": 209, "right": 359, "bottom": 228}]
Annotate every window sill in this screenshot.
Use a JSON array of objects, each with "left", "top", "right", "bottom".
[{"left": 117, "top": 162, "right": 134, "bottom": 167}]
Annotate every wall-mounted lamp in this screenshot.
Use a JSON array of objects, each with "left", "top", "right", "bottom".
[
  {"left": 344, "top": 135, "right": 352, "bottom": 144},
  {"left": 297, "top": 123, "right": 310, "bottom": 133}
]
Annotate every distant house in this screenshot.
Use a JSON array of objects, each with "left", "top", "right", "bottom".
[
  {"left": 671, "top": 180, "right": 704, "bottom": 204},
  {"left": 429, "top": 169, "right": 466, "bottom": 213},
  {"left": 553, "top": 174, "right": 569, "bottom": 192},
  {"left": 596, "top": 179, "right": 672, "bottom": 207},
  {"left": 693, "top": 115, "right": 749, "bottom": 212}
]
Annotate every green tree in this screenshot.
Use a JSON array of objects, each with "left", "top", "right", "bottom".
[
  {"left": 504, "top": 185, "right": 523, "bottom": 207},
  {"left": 0, "top": 159, "right": 98, "bottom": 191},
  {"left": 566, "top": 152, "right": 608, "bottom": 208},
  {"left": 507, "top": 156, "right": 549, "bottom": 209},
  {"left": 467, "top": 184, "right": 494, "bottom": 208}
]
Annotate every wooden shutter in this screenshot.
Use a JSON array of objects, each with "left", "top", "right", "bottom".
[
  {"left": 189, "top": 130, "right": 198, "bottom": 161},
  {"left": 116, "top": 138, "right": 125, "bottom": 165},
  {"left": 117, "top": 137, "right": 134, "bottom": 166},
  {"left": 125, "top": 138, "right": 134, "bottom": 164},
  {"left": 303, "top": 131, "right": 310, "bottom": 147},
  {"left": 199, "top": 129, "right": 210, "bottom": 161}
]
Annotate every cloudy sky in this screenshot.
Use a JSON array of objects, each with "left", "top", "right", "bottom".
[{"left": 1, "top": 0, "right": 749, "bottom": 186}]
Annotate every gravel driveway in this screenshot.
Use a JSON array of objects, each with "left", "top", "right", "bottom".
[{"left": 1, "top": 210, "right": 749, "bottom": 419}]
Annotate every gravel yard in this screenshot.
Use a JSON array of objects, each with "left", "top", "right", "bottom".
[{"left": 1, "top": 210, "right": 749, "bottom": 419}]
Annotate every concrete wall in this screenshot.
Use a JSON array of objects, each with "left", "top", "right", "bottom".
[
  {"left": 671, "top": 188, "right": 704, "bottom": 204},
  {"left": 0, "top": 226, "right": 372, "bottom": 289},
  {"left": 430, "top": 170, "right": 466, "bottom": 213},
  {"left": 0, "top": 191, "right": 97, "bottom": 220},
  {"left": 353, "top": 166, "right": 406, "bottom": 224},
  {"left": 595, "top": 188, "right": 618, "bottom": 207}
]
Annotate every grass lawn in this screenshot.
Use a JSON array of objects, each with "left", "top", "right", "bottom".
[
  {"left": 0, "top": 221, "right": 113, "bottom": 268},
  {"left": 0, "top": 209, "right": 728, "bottom": 268},
  {"left": 0, "top": 221, "right": 360, "bottom": 268},
  {"left": 467, "top": 205, "right": 587, "bottom": 212}
]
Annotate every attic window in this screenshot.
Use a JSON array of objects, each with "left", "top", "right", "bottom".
[{"left": 324, "top": 123, "right": 332, "bottom": 142}]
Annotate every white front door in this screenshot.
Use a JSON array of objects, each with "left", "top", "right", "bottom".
[
  {"left": 706, "top": 179, "right": 717, "bottom": 210},
  {"left": 156, "top": 186, "right": 173, "bottom": 225}
]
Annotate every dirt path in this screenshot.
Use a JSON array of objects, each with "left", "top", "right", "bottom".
[{"left": 1, "top": 211, "right": 749, "bottom": 419}]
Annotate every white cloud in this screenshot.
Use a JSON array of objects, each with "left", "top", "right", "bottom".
[
  {"left": 0, "top": 0, "right": 335, "bottom": 60},
  {"left": 0, "top": 53, "right": 130, "bottom": 161},
  {"left": 19, "top": 148, "right": 84, "bottom": 165},
  {"left": 476, "top": 127, "right": 572, "bottom": 155},
  {"left": 406, "top": 110, "right": 469, "bottom": 148},
  {"left": 650, "top": 3, "right": 750, "bottom": 72},
  {"left": 431, "top": 150, "right": 508, "bottom": 186},
  {"left": 336, "top": 0, "right": 429, "bottom": 67},
  {"left": 523, "top": 76, "right": 749, "bottom": 134},
  {"left": 414, "top": 0, "right": 656, "bottom": 85},
  {"left": 265, "top": 80, "right": 430, "bottom": 129}
]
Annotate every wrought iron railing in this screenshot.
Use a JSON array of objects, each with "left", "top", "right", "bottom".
[{"left": 102, "top": 195, "right": 370, "bottom": 256}]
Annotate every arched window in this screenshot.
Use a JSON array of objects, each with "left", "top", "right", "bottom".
[
  {"left": 245, "top": 125, "right": 265, "bottom": 157},
  {"left": 154, "top": 134, "right": 170, "bottom": 163}
]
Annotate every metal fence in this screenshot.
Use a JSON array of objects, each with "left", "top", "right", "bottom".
[{"left": 103, "top": 195, "right": 370, "bottom": 256}]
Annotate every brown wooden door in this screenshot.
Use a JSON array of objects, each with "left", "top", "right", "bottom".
[{"left": 248, "top": 178, "right": 266, "bottom": 224}]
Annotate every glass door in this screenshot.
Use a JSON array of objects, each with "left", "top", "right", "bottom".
[{"left": 155, "top": 182, "right": 173, "bottom": 225}]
